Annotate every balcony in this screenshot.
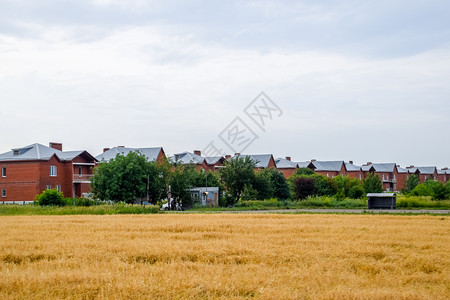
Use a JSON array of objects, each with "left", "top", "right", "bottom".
[
  {"left": 73, "top": 174, "right": 93, "bottom": 183},
  {"left": 382, "top": 178, "right": 396, "bottom": 183}
]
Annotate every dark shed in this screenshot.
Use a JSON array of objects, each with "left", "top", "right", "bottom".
[{"left": 367, "top": 193, "right": 396, "bottom": 209}]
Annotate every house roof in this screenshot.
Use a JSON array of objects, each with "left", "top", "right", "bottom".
[
  {"left": 397, "top": 166, "right": 409, "bottom": 174},
  {"left": 169, "top": 151, "right": 205, "bottom": 165},
  {"left": 361, "top": 163, "right": 396, "bottom": 173},
  {"left": 204, "top": 156, "right": 223, "bottom": 165},
  {"left": 344, "top": 162, "right": 361, "bottom": 172},
  {"left": 295, "top": 161, "right": 312, "bottom": 169},
  {"left": 275, "top": 157, "right": 297, "bottom": 169},
  {"left": 311, "top": 161, "right": 344, "bottom": 172},
  {"left": 96, "top": 147, "right": 163, "bottom": 162},
  {"left": 411, "top": 166, "right": 437, "bottom": 175},
  {"left": 0, "top": 143, "right": 96, "bottom": 162},
  {"left": 231, "top": 154, "right": 273, "bottom": 168}
]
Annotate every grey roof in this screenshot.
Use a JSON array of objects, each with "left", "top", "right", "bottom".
[
  {"left": 169, "top": 151, "right": 204, "bottom": 165},
  {"left": 367, "top": 193, "right": 396, "bottom": 197},
  {"left": 344, "top": 162, "right": 361, "bottom": 172},
  {"left": 0, "top": 143, "right": 94, "bottom": 162},
  {"left": 361, "top": 163, "right": 396, "bottom": 173},
  {"left": 231, "top": 154, "right": 273, "bottom": 168},
  {"left": 295, "top": 161, "right": 312, "bottom": 168},
  {"left": 397, "top": 166, "right": 409, "bottom": 174},
  {"left": 413, "top": 166, "right": 437, "bottom": 175},
  {"left": 311, "top": 161, "right": 344, "bottom": 172},
  {"left": 96, "top": 147, "right": 163, "bottom": 162},
  {"left": 275, "top": 157, "right": 297, "bottom": 169},
  {"left": 204, "top": 156, "right": 223, "bottom": 165}
]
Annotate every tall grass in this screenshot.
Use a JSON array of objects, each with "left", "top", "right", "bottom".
[
  {"left": 397, "top": 195, "right": 450, "bottom": 209},
  {"left": 0, "top": 204, "right": 159, "bottom": 216}
]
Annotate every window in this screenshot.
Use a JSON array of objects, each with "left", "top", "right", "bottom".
[
  {"left": 1, "top": 166, "right": 5, "bottom": 177},
  {"left": 78, "top": 166, "right": 82, "bottom": 176},
  {"left": 2, "top": 189, "right": 6, "bottom": 197},
  {"left": 50, "top": 166, "right": 57, "bottom": 177},
  {"left": 326, "top": 173, "right": 329, "bottom": 178},
  {"left": 56, "top": 185, "right": 61, "bottom": 192},
  {"left": 359, "top": 174, "right": 362, "bottom": 180},
  {"left": 46, "top": 185, "right": 51, "bottom": 190},
  {"left": 382, "top": 174, "right": 385, "bottom": 180}
]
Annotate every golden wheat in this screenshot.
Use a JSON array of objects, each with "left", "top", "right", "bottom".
[{"left": 0, "top": 214, "right": 448, "bottom": 299}]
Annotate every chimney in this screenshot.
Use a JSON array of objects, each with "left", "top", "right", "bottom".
[
  {"left": 311, "top": 159, "right": 316, "bottom": 162},
  {"left": 406, "top": 165, "right": 414, "bottom": 169},
  {"left": 225, "top": 155, "right": 231, "bottom": 159},
  {"left": 194, "top": 150, "right": 201, "bottom": 156},
  {"left": 285, "top": 156, "right": 291, "bottom": 161},
  {"left": 103, "top": 148, "right": 110, "bottom": 153},
  {"left": 366, "top": 162, "right": 372, "bottom": 165},
  {"left": 442, "top": 167, "right": 448, "bottom": 170},
  {"left": 349, "top": 160, "right": 353, "bottom": 165},
  {"left": 49, "top": 142, "right": 62, "bottom": 151},
  {"left": 118, "top": 146, "right": 125, "bottom": 148},
  {"left": 235, "top": 153, "right": 240, "bottom": 156}
]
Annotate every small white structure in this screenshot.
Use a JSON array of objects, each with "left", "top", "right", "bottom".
[{"left": 190, "top": 187, "right": 219, "bottom": 207}]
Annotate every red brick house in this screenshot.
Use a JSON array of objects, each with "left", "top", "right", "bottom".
[
  {"left": 275, "top": 157, "right": 299, "bottom": 178},
  {"left": 361, "top": 163, "right": 399, "bottom": 192},
  {"left": 406, "top": 166, "right": 437, "bottom": 183},
  {"left": 0, "top": 142, "right": 97, "bottom": 203},
  {"left": 437, "top": 168, "right": 449, "bottom": 183},
  {"left": 309, "top": 161, "right": 345, "bottom": 178}
]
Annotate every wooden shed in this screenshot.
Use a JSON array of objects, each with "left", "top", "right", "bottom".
[{"left": 367, "top": 193, "right": 396, "bottom": 209}]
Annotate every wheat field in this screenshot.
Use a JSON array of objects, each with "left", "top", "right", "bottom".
[{"left": 0, "top": 214, "right": 448, "bottom": 299}]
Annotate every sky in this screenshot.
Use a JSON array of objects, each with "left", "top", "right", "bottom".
[{"left": 0, "top": 0, "right": 449, "bottom": 167}]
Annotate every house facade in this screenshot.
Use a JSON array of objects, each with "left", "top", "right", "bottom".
[{"left": 0, "top": 143, "right": 97, "bottom": 203}]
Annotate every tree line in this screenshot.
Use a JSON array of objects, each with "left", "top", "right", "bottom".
[{"left": 89, "top": 151, "right": 450, "bottom": 205}]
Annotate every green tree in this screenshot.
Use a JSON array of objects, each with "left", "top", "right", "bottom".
[
  {"left": 405, "top": 175, "right": 420, "bottom": 193},
  {"left": 363, "top": 173, "right": 383, "bottom": 193},
  {"left": 35, "top": 189, "right": 65, "bottom": 206},
  {"left": 252, "top": 170, "right": 274, "bottom": 200},
  {"left": 91, "top": 151, "right": 165, "bottom": 203},
  {"left": 169, "top": 164, "right": 197, "bottom": 205},
  {"left": 314, "top": 175, "right": 338, "bottom": 196},
  {"left": 269, "top": 169, "right": 291, "bottom": 200},
  {"left": 220, "top": 156, "right": 256, "bottom": 205},
  {"left": 294, "top": 167, "right": 315, "bottom": 176}
]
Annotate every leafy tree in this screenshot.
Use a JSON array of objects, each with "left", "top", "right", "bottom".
[
  {"left": 411, "top": 179, "right": 447, "bottom": 200},
  {"left": 348, "top": 185, "right": 365, "bottom": 199},
  {"left": 91, "top": 151, "right": 165, "bottom": 203},
  {"left": 294, "top": 167, "right": 314, "bottom": 176},
  {"left": 363, "top": 173, "right": 383, "bottom": 193},
  {"left": 252, "top": 170, "right": 274, "bottom": 200},
  {"left": 169, "top": 164, "right": 196, "bottom": 205},
  {"left": 241, "top": 184, "right": 259, "bottom": 200},
  {"left": 220, "top": 156, "right": 256, "bottom": 205},
  {"left": 405, "top": 175, "right": 420, "bottom": 192},
  {"left": 293, "top": 177, "right": 316, "bottom": 200},
  {"left": 35, "top": 189, "right": 65, "bottom": 206},
  {"left": 269, "top": 169, "right": 291, "bottom": 200},
  {"left": 333, "top": 175, "right": 362, "bottom": 198},
  {"left": 314, "top": 175, "right": 338, "bottom": 196}
]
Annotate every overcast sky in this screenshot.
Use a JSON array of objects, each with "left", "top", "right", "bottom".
[{"left": 0, "top": 0, "right": 449, "bottom": 167}]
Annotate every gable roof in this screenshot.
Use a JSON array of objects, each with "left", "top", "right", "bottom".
[
  {"left": 96, "top": 147, "right": 164, "bottom": 162},
  {"left": 344, "top": 162, "right": 361, "bottom": 172},
  {"left": 295, "top": 161, "right": 313, "bottom": 169},
  {"left": 204, "top": 156, "right": 224, "bottom": 165},
  {"left": 169, "top": 151, "right": 205, "bottom": 165},
  {"left": 361, "top": 163, "right": 396, "bottom": 173},
  {"left": 231, "top": 154, "right": 274, "bottom": 168},
  {"left": 0, "top": 143, "right": 97, "bottom": 162},
  {"left": 409, "top": 166, "right": 437, "bottom": 175},
  {"left": 397, "top": 166, "right": 409, "bottom": 174},
  {"left": 311, "top": 161, "right": 344, "bottom": 172},
  {"left": 275, "top": 157, "right": 298, "bottom": 169}
]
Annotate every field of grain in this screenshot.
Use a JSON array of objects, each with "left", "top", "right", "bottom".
[{"left": 0, "top": 214, "right": 448, "bottom": 299}]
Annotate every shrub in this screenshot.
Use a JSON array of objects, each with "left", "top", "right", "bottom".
[
  {"left": 363, "top": 173, "right": 383, "bottom": 193},
  {"left": 293, "top": 177, "right": 316, "bottom": 200},
  {"left": 349, "top": 185, "right": 365, "bottom": 199},
  {"left": 35, "top": 189, "right": 65, "bottom": 206}
]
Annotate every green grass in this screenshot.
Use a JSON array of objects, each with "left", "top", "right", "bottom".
[
  {"left": 0, "top": 204, "right": 160, "bottom": 216},
  {"left": 396, "top": 195, "right": 450, "bottom": 209}
]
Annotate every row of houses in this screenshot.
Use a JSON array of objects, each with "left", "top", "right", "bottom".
[{"left": 1, "top": 142, "right": 449, "bottom": 202}]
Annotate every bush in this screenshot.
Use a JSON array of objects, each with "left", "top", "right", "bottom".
[
  {"left": 349, "top": 185, "right": 365, "bottom": 199},
  {"left": 293, "top": 177, "right": 316, "bottom": 200},
  {"left": 35, "top": 189, "right": 65, "bottom": 206},
  {"left": 363, "top": 173, "right": 383, "bottom": 193}
]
